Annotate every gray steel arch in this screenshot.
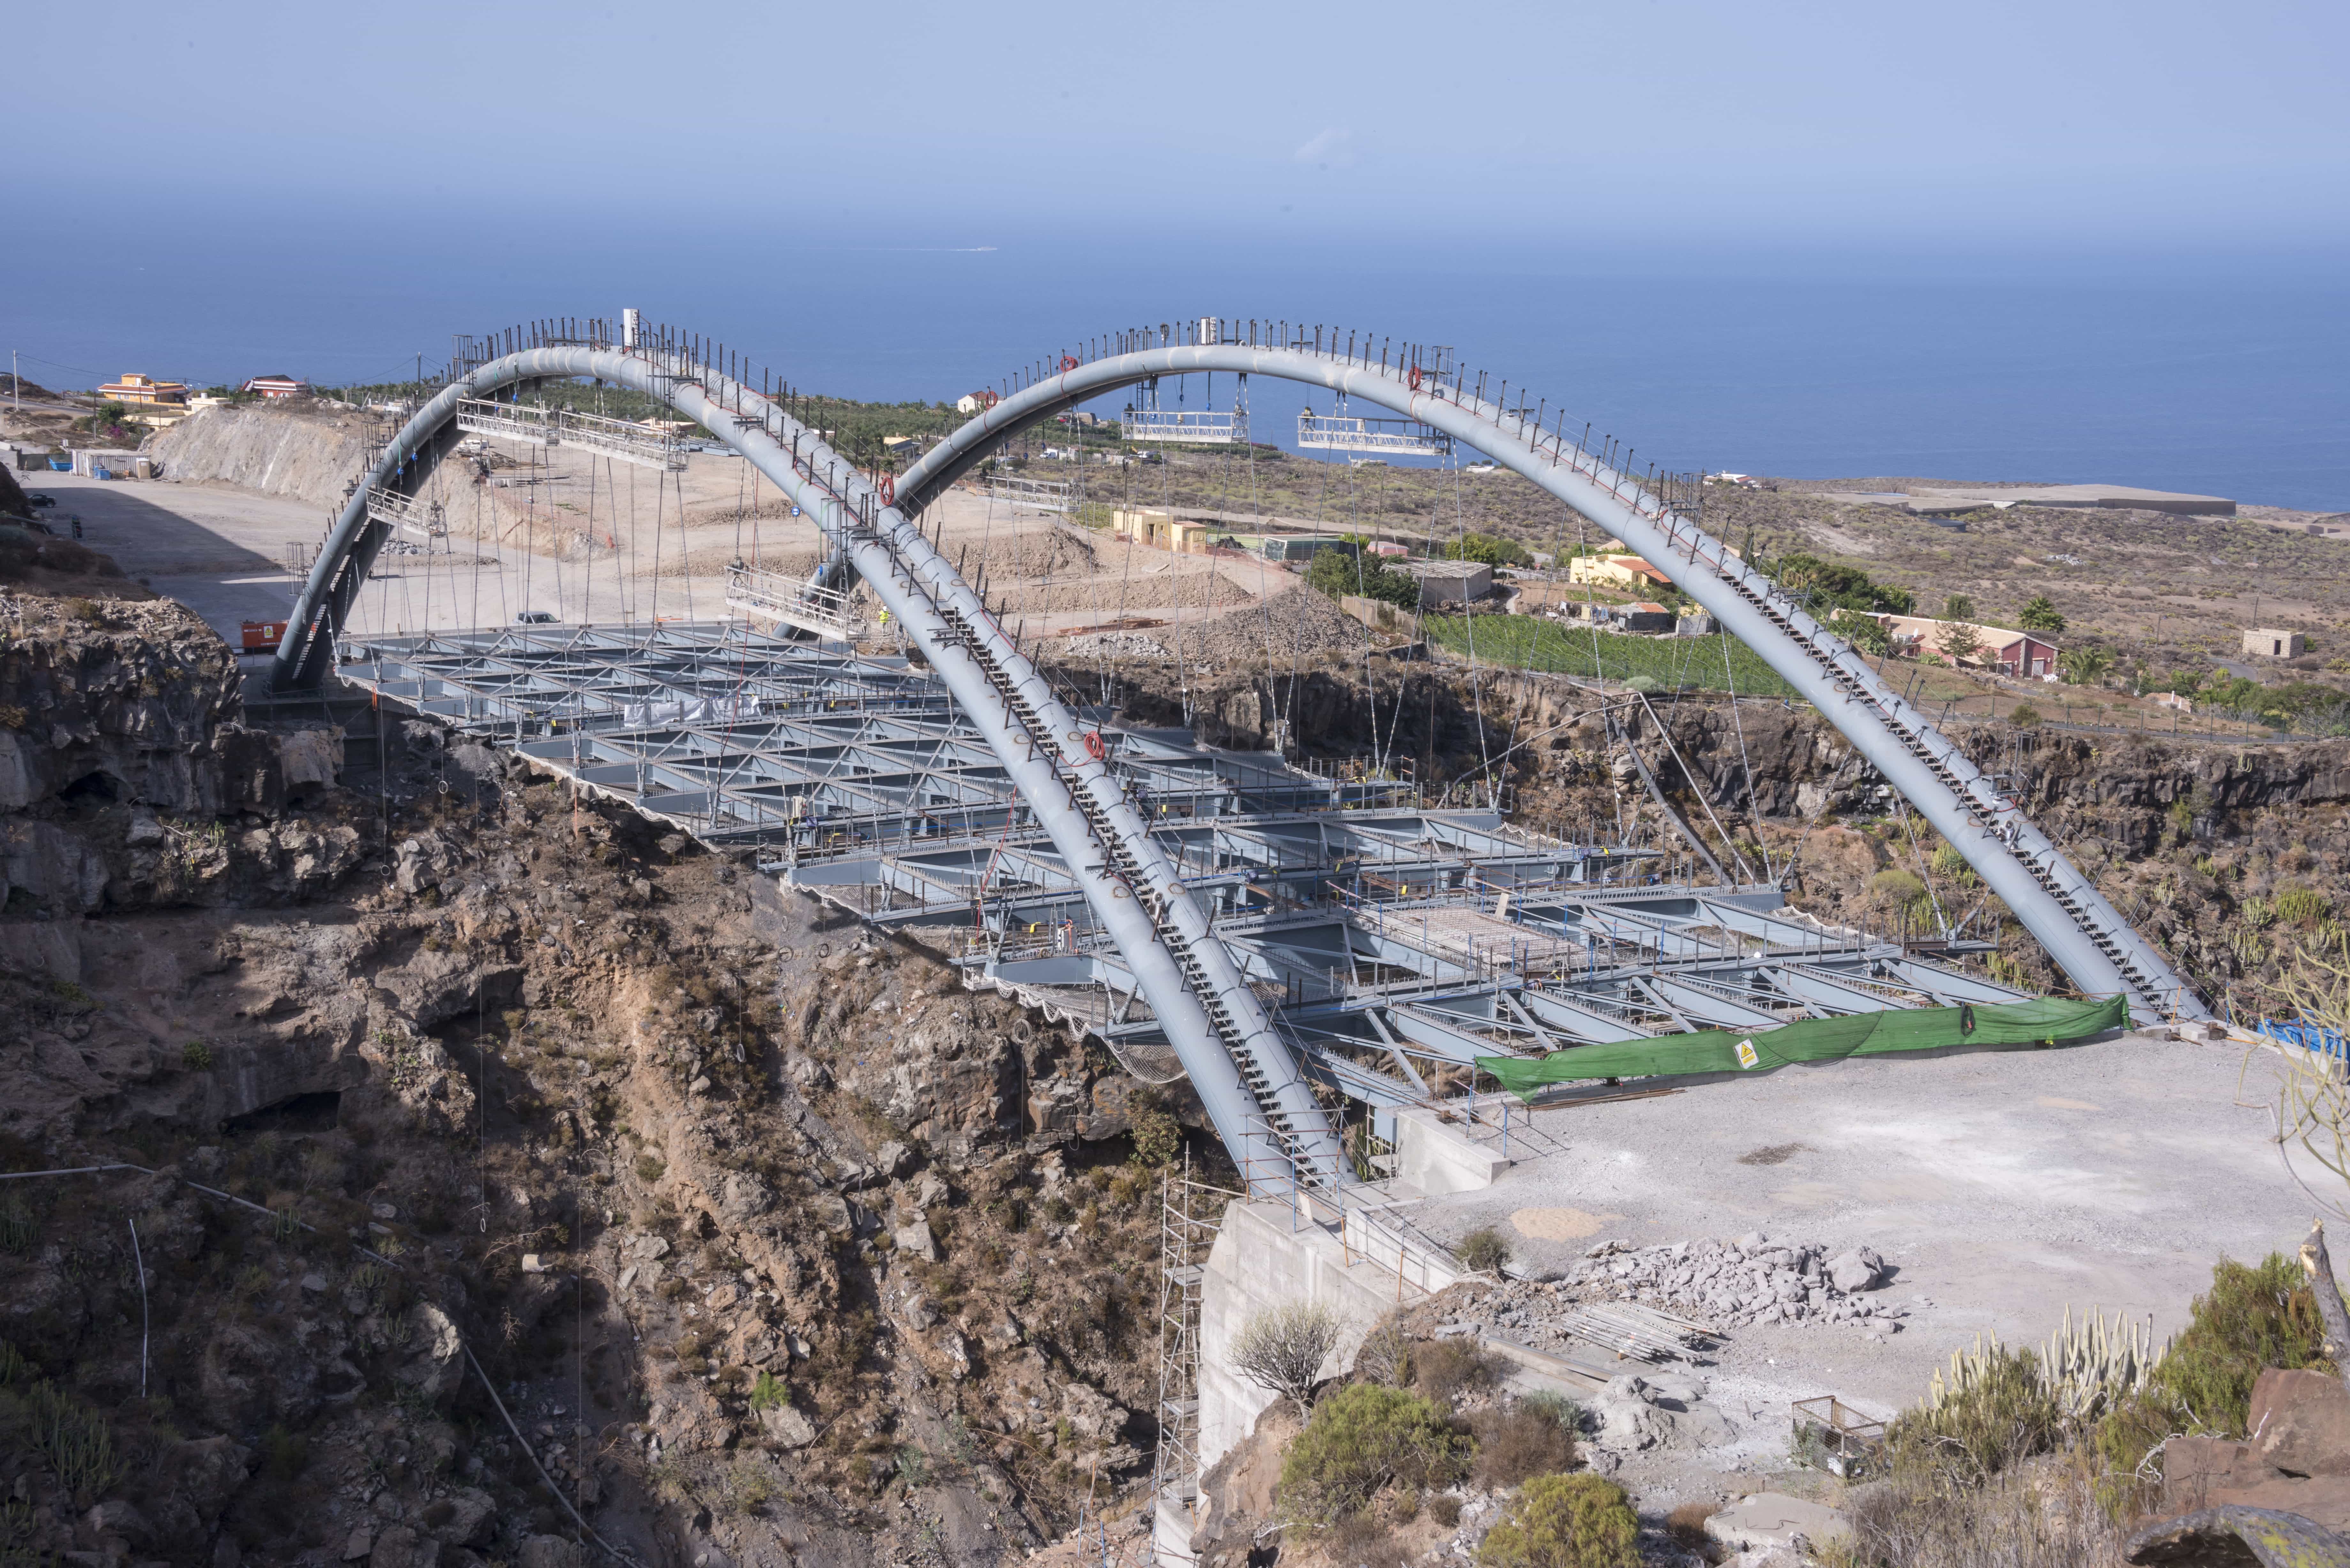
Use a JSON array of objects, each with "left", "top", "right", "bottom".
[
  {"left": 893, "top": 339, "right": 2205, "bottom": 1022},
  {"left": 273, "top": 341, "right": 1344, "bottom": 1194}
]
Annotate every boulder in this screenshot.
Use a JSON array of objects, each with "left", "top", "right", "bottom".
[
  {"left": 758, "top": 1401, "right": 818, "bottom": 1448},
  {"left": 83, "top": 1500, "right": 155, "bottom": 1549},
  {"left": 394, "top": 1303, "right": 466, "bottom": 1406},
  {"left": 1707, "top": 1493, "right": 1851, "bottom": 1552},
  {"left": 720, "top": 1172, "right": 773, "bottom": 1221},
  {"left": 2123, "top": 1504, "right": 2350, "bottom": 1565},
  {"left": 516, "top": 1539, "right": 577, "bottom": 1568},
  {"left": 2249, "top": 1368, "right": 2350, "bottom": 1477},
  {"left": 893, "top": 1221, "right": 938, "bottom": 1261},
  {"left": 1825, "top": 1248, "right": 1884, "bottom": 1293},
  {"left": 369, "top": 1525, "right": 439, "bottom": 1568},
  {"left": 419, "top": 1488, "right": 496, "bottom": 1548}
]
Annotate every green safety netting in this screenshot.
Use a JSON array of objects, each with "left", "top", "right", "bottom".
[{"left": 1477, "top": 994, "right": 2128, "bottom": 1098}]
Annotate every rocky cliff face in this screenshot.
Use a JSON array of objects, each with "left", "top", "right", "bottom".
[
  {"left": 147, "top": 402, "right": 374, "bottom": 511},
  {"left": 1, "top": 592, "right": 365, "bottom": 916},
  {"left": 1, "top": 607, "right": 1190, "bottom": 1568}
]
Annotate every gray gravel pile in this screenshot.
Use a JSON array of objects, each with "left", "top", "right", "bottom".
[
  {"left": 1570, "top": 1232, "right": 1904, "bottom": 1331},
  {"left": 1171, "top": 587, "right": 1366, "bottom": 666},
  {"left": 1059, "top": 630, "right": 1169, "bottom": 659}
]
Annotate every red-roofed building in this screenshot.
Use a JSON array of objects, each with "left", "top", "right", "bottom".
[{"left": 241, "top": 374, "right": 310, "bottom": 399}]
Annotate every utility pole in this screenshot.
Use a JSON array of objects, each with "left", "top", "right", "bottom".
[{"left": 10, "top": 349, "right": 16, "bottom": 411}]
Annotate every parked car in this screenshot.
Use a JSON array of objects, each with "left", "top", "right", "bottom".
[
  {"left": 24, "top": 492, "right": 55, "bottom": 508},
  {"left": 514, "top": 610, "right": 558, "bottom": 624}
]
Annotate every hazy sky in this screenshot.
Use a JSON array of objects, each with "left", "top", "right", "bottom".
[{"left": 10, "top": 0, "right": 2346, "bottom": 251}]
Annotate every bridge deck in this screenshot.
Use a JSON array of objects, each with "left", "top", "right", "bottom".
[{"left": 339, "top": 619, "right": 2028, "bottom": 1126}]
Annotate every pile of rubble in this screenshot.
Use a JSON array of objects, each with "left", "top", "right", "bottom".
[{"left": 1569, "top": 1232, "right": 1905, "bottom": 1332}]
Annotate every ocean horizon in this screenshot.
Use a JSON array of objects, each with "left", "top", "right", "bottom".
[{"left": 7, "top": 221, "right": 2344, "bottom": 512}]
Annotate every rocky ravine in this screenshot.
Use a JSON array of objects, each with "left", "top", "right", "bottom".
[{"left": 0, "top": 592, "right": 1193, "bottom": 1568}]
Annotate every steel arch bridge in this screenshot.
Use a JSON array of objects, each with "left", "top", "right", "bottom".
[{"left": 275, "top": 315, "right": 2206, "bottom": 1194}]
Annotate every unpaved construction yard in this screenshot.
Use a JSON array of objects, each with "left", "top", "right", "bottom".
[{"left": 1416, "top": 1030, "right": 2315, "bottom": 1494}]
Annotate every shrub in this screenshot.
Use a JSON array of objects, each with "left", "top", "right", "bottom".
[
  {"left": 2009, "top": 703, "right": 2043, "bottom": 728},
  {"left": 1353, "top": 1317, "right": 1411, "bottom": 1387},
  {"left": 2018, "top": 595, "right": 2066, "bottom": 633},
  {"left": 1476, "top": 1473, "right": 1641, "bottom": 1568},
  {"left": 1885, "top": 1342, "right": 2061, "bottom": 1488},
  {"left": 748, "top": 1371, "right": 789, "bottom": 1412},
  {"left": 1471, "top": 1399, "right": 1579, "bottom": 1488},
  {"left": 1232, "top": 1301, "right": 1342, "bottom": 1414},
  {"left": 634, "top": 1153, "right": 666, "bottom": 1183},
  {"left": 2276, "top": 887, "right": 2334, "bottom": 927},
  {"left": 1458, "top": 1226, "right": 1512, "bottom": 1275},
  {"left": 1129, "top": 1105, "right": 1182, "bottom": 1167},
  {"left": 1279, "top": 1382, "right": 1469, "bottom": 1524},
  {"left": 1869, "top": 869, "right": 1925, "bottom": 906},
  {"left": 2117, "top": 1253, "right": 2330, "bottom": 1442},
  {"left": 1429, "top": 1493, "right": 1463, "bottom": 1527},
  {"left": 1410, "top": 1338, "right": 1497, "bottom": 1405},
  {"left": 182, "top": 1040, "right": 213, "bottom": 1070}
]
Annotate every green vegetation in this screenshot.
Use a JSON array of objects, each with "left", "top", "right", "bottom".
[
  {"left": 2058, "top": 646, "right": 2114, "bottom": 685},
  {"left": 1441, "top": 532, "right": 1532, "bottom": 568},
  {"left": 2018, "top": 595, "right": 2066, "bottom": 632},
  {"left": 2009, "top": 702, "right": 2043, "bottom": 727},
  {"left": 1476, "top": 1473, "right": 1641, "bottom": 1568},
  {"left": 182, "top": 1040, "right": 213, "bottom": 1070},
  {"left": 1943, "top": 593, "right": 1976, "bottom": 621},
  {"left": 747, "top": 1370, "right": 789, "bottom": 1412},
  {"left": 1937, "top": 621, "right": 1984, "bottom": 664},
  {"left": 1456, "top": 1226, "right": 1512, "bottom": 1275},
  {"left": 1307, "top": 546, "right": 1419, "bottom": 609},
  {"left": 1278, "top": 1383, "right": 1469, "bottom": 1524},
  {"left": 1422, "top": 617, "right": 1802, "bottom": 699},
  {"left": 1770, "top": 553, "right": 1916, "bottom": 616},
  {"left": 1128, "top": 1101, "right": 1183, "bottom": 1167},
  {"left": 2164, "top": 668, "right": 2350, "bottom": 734},
  {"left": 1838, "top": 1253, "right": 2336, "bottom": 1564}
]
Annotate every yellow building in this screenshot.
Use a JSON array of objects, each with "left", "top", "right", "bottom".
[
  {"left": 1112, "top": 507, "right": 1222, "bottom": 554},
  {"left": 98, "top": 373, "right": 189, "bottom": 406},
  {"left": 1568, "top": 553, "right": 1672, "bottom": 591}
]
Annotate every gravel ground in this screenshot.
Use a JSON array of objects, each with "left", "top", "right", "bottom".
[{"left": 1421, "top": 1030, "right": 2314, "bottom": 1422}]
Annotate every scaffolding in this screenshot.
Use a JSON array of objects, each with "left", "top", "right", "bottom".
[
  {"left": 1153, "top": 1164, "right": 1237, "bottom": 1542},
  {"left": 453, "top": 398, "right": 685, "bottom": 471}
]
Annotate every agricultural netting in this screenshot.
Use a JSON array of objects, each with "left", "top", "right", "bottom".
[{"left": 1478, "top": 994, "right": 2127, "bottom": 1097}]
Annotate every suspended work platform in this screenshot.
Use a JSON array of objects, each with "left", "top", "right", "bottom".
[
  {"left": 365, "top": 486, "right": 445, "bottom": 540},
  {"left": 1123, "top": 409, "right": 1244, "bottom": 445},
  {"left": 454, "top": 398, "right": 686, "bottom": 471},
  {"left": 724, "top": 563, "right": 866, "bottom": 642},
  {"left": 983, "top": 473, "right": 1073, "bottom": 513},
  {"left": 1298, "top": 411, "right": 1453, "bottom": 457}
]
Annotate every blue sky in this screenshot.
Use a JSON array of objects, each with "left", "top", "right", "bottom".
[
  {"left": 6, "top": 1, "right": 2346, "bottom": 504},
  {"left": 8, "top": 0, "right": 2345, "bottom": 252}
]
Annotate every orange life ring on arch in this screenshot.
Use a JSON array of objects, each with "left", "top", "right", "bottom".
[
  {"left": 979, "top": 390, "right": 998, "bottom": 410},
  {"left": 1408, "top": 364, "right": 1423, "bottom": 393},
  {"left": 1061, "top": 355, "right": 1080, "bottom": 372},
  {"left": 879, "top": 473, "right": 896, "bottom": 505}
]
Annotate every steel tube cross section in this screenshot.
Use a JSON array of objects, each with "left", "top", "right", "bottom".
[
  {"left": 275, "top": 343, "right": 1343, "bottom": 1192},
  {"left": 894, "top": 343, "right": 2203, "bottom": 1021}
]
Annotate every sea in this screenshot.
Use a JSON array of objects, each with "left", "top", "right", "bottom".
[{"left": 7, "top": 217, "right": 2345, "bottom": 512}]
